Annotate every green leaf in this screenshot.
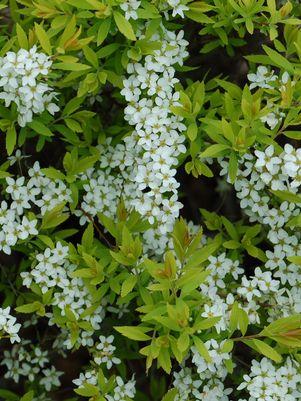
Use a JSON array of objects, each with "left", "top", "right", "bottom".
[
  {"left": 9, "top": 0, "right": 19, "bottom": 22},
  {"left": 244, "top": 339, "right": 282, "bottom": 363},
  {"left": 81, "top": 223, "right": 94, "bottom": 249},
  {"left": 20, "top": 391, "right": 34, "bottom": 401},
  {"left": 230, "top": 302, "right": 248, "bottom": 334},
  {"left": 97, "top": 18, "right": 111, "bottom": 46},
  {"left": 121, "top": 274, "right": 137, "bottom": 297},
  {"left": 283, "top": 131, "right": 301, "bottom": 140},
  {"left": 158, "top": 347, "right": 171, "bottom": 373},
  {"left": 271, "top": 190, "right": 301, "bottom": 204},
  {"left": 6, "top": 123, "right": 16, "bottom": 155},
  {"left": 16, "top": 23, "right": 28, "bottom": 49},
  {"left": 194, "top": 316, "right": 221, "bottom": 331},
  {"left": 177, "top": 332, "right": 190, "bottom": 353},
  {"left": 161, "top": 388, "right": 178, "bottom": 401},
  {"left": 63, "top": 97, "right": 84, "bottom": 116},
  {"left": 74, "top": 383, "right": 99, "bottom": 397},
  {"left": 35, "top": 23, "right": 52, "bottom": 55},
  {"left": 40, "top": 203, "right": 69, "bottom": 230},
  {"left": 28, "top": 120, "right": 53, "bottom": 137},
  {"left": 41, "top": 167, "right": 66, "bottom": 180},
  {"left": 228, "top": 152, "right": 238, "bottom": 183},
  {"left": 262, "top": 45, "right": 294, "bottom": 73},
  {"left": 0, "top": 389, "right": 18, "bottom": 401},
  {"left": 178, "top": 269, "right": 210, "bottom": 294},
  {"left": 193, "top": 336, "right": 211, "bottom": 362},
  {"left": 200, "top": 144, "right": 230, "bottom": 158},
  {"left": 54, "top": 62, "right": 91, "bottom": 71},
  {"left": 83, "top": 46, "right": 99, "bottom": 69},
  {"left": 114, "top": 325, "right": 152, "bottom": 341},
  {"left": 185, "top": 236, "right": 222, "bottom": 269},
  {"left": 187, "top": 122, "right": 198, "bottom": 141},
  {"left": 113, "top": 11, "right": 136, "bottom": 41},
  {"left": 15, "top": 302, "right": 42, "bottom": 313},
  {"left": 261, "top": 314, "right": 301, "bottom": 336}
]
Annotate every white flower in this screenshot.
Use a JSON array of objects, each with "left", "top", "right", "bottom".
[
  {"left": 40, "top": 366, "right": 63, "bottom": 391},
  {"left": 248, "top": 66, "right": 277, "bottom": 90},
  {"left": 106, "top": 376, "right": 136, "bottom": 401},
  {"left": 0, "top": 307, "right": 21, "bottom": 344},
  {"left": 94, "top": 335, "right": 121, "bottom": 369}
]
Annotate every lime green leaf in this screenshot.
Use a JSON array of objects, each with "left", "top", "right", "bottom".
[
  {"left": 244, "top": 339, "right": 282, "bottom": 363},
  {"left": 28, "top": 120, "right": 53, "bottom": 137},
  {"left": 6, "top": 123, "right": 16, "bottom": 155},
  {"left": 121, "top": 274, "right": 137, "bottom": 297},
  {"left": 97, "top": 18, "right": 111, "bottom": 46},
  {"left": 16, "top": 23, "right": 28, "bottom": 49},
  {"left": 271, "top": 190, "right": 301, "bottom": 204},
  {"left": 15, "top": 302, "right": 42, "bottom": 313},
  {"left": 35, "top": 23, "right": 52, "bottom": 55},
  {"left": 161, "top": 389, "right": 178, "bottom": 401},
  {"left": 262, "top": 45, "right": 294, "bottom": 73},
  {"left": 113, "top": 11, "right": 136, "bottom": 41},
  {"left": 200, "top": 144, "right": 230, "bottom": 158},
  {"left": 40, "top": 203, "right": 69, "bottom": 230},
  {"left": 114, "top": 325, "right": 152, "bottom": 341},
  {"left": 54, "top": 62, "right": 91, "bottom": 71},
  {"left": 20, "top": 391, "right": 34, "bottom": 401},
  {"left": 193, "top": 336, "right": 211, "bottom": 362}
]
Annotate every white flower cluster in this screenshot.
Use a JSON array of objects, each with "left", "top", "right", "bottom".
[
  {"left": 174, "top": 350, "right": 233, "bottom": 401},
  {"left": 165, "top": 0, "right": 189, "bottom": 18},
  {"left": 0, "top": 160, "right": 71, "bottom": 255},
  {"left": 121, "top": 26, "right": 188, "bottom": 236},
  {"left": 248, "top": 66, "right": 291, "bottom": 129},
  {"left": 120, "top": 0, "right": 141, "bottom": 20},
  {"left": 119, "top": 0, "right": 189, "bottom": 19},
  {"left": 200, "top": 253, "right": 244, "bottom": 299},
  {"left": 76, "top": 26, "right": 188, "bottom": 257},
  {"left": 21, "top": 242, "right": 105, "bottom": 349},
  {"left": 106, "top": 376, "right": 136, "bottom": 401},
  {"left": 0, "top": 46, "right": 58, "bottom": 126},
  {"left": 175, "top": 339, "right": 233, "bottom": 401},
  {"left": 237, "top": 357, "right": 301, "bottom": 401},
  {"left": 237, "top": 266, "right": 280, "bottom": 301},
  {"left": 198, "top": 253, "right": 261, "bottom": 332},
  {"left": 0, "top": 306, "right": 21, "bottom": 344},
  {"left": 73, "top": 369, "right": 136, "bottom": 401},
  {"left": 93, "top": 335, "right": 121, "bottom": 369},
  {"left": 191, "top": 339, "right": 231, "bottom": 380},
  {"left": 219, "top": 144, "right": 301, "bottom": 322},
  {"left": 1, "top": 342, "right": 63, "bottom": 391}
]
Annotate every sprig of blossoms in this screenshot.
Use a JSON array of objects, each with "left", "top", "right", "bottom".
[
  {"left": 93, "top": 335, "right": 121, "bottom": 369},
  {"left": 0, "top": 46, "right": 59, "bottom": 126},
  {"left": 218, "top": 144, "right": 301, "bottom": 325},
  {"left": 0, "top": 306, "right": 21, "bottom": 343},
  {"left": 248, "top": 66, "right": 293, "bottom": 129},
  {"left": 237, "top": 357, "right": 301, "bottom": 401},
  {"left": 121, "top": 25, "right": 188, "bottom": 236},
  {"left": 73, "top": 369, "right": 136, "bottom": 401},
  {"left": 76, "top": 25, "right": 188, "bottom": 257},
  {"left": 0, "top": 160, "right": 71, "bottom": 255},
  {"left": 1, "top": 342, "right": 63, "bottom": 390},
  {"left": 21, "top": 241, "right": 105, "bottom": 349}
]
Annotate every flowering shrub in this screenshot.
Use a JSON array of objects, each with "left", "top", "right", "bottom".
[{"left": 0, "top": 0, "right": 300, "bottom": 401}]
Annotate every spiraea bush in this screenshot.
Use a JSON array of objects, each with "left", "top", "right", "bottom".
[{"left": 0, "top": 0, "right": 300, "bottom": 400}]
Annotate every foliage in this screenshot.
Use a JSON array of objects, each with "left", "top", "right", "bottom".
[{"left": 0, "top": 0, "right": 300, "bottom": 401}]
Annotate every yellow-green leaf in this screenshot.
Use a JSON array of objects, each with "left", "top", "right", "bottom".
[
  {"left": 35, "top": 23, "right": 52, "bottom": 55},
  {"left": 113, "top": 11, "right": 136, "bottom": 41}
]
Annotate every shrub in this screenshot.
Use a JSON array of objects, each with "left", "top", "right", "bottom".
[{"left": 0, "top": 0, "right": 300, "bottom": 400}]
